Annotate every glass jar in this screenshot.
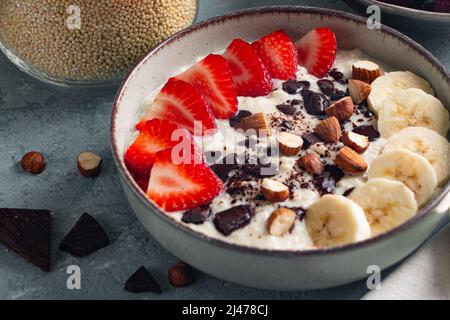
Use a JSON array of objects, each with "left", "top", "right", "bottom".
[{"left": 0, "top": 0, "right": 198, "bottom": 87}]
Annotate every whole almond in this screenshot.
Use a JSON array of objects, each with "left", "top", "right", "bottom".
[
  {"left": 348, "top": 79, "right": 371, "bottom": 104},
  {"left": 314, "top": 116, "right": 342, "bottom": 143},
  {"left": 335, "top": 146, "right": 368, "bottom": 173},
  {"left": 297, "top": 153, "right": 324, "bottom": 175},
  {"left": 278, "top": 132, "right": 303, "bottom": 156},
  {"left": 341, "top": 131, "right": 369, "bottom": 154},
  {"left": 261, "top": 178, "right": 290, "bottom": 203},
  {"left": 267, "top": 208, "right": 297, "bottom": 236},
  {"left": 20, "top": 151, "right": 46, "bottom": 175},
  {"left": 235, "top": 112, "right": 270, "bottom": 136},
  {"left": 325, "top": 96, "right": 354, "bottom": 122},
  {"left": 352, "top": 60, "right": 381, "bottom": 83}
]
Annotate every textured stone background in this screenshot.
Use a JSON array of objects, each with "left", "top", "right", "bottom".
[{"left": 0, "top": 0, "right": 448, "bottom": 299}]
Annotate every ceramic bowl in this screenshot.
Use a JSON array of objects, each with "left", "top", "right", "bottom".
[
  {"left": 111, "top": 6, "right": 450, "bottom": 290},
  {"left": 344, "top": 0, "right": 450, "bottom": 34}
]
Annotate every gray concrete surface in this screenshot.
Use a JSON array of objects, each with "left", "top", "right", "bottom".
[{"left": 0, "top": 0, "right": 448, "bottom": 299}]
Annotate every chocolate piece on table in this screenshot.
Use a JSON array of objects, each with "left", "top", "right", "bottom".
[
  {"left": 59, "top": 213, "right": 109, "bottom": 257},
  {"left": 213, "top": 205, "right": 252, "bottom": 236},
  {"left": 0, "top": 208, "right": 51, "bottom": 271},
  {"left": 124, "top": 266, "right": 162, "bottom": 294}
]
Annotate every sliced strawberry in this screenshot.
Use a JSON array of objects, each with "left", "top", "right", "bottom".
[
  {"left": 173, "top": 54, "right": 238, "bottom": 119},
  {"left": 147, "top": 148, "right": 224, "bottom": 212},
  {"left": 137, "top": 79, "right": 217, "bottom": 135},
  {"left": 251, "top": 30, "right": 298, "bottom": 80},
  {"left": 223, "top": 39, "right": 273, "bottom": 97},
  {"left": 295, "top": 28, "right": 337, "bottom": 78},
  {"left": 125, "top": 118, "right": 190, "bottom": 179}
]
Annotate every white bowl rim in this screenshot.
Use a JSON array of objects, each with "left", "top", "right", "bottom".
[{"left": 111, "top": 5, "right": 450, "bottom": 257}]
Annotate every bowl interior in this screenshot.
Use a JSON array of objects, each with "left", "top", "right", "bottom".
[{"left": 112, "top": 6, "right": 450, "bottom": 253}]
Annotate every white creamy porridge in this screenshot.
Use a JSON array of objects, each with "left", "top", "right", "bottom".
[{"left": 135, "top": 49, "right": 393, "bottom": 250}]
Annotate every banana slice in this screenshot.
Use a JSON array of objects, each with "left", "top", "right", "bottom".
[
  {"left": 368, "top": 149, "right": 437, "bottom": 206},
  {"left": 378, "top": 88, "right": 450, "bottom": 138},
  {"left": 349, "top": 178, "right": 418, "bottom": 237},
  {"left": 305, "top": 195, "right": 371, "bottom": 248},
  {"left": 383, "top": 127, "right": 450, "bottom": 186},
  {"left": 368, "top": 71, "right": 434, "bottom": 115}
]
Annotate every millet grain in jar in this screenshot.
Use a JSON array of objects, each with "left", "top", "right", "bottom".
[{"left": 0, "top": 0, "right": 197, "bottom": 82}]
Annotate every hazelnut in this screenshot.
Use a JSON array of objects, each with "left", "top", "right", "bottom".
[
  {"left": 20, "top": 151, "right": 46, "bottom": 174},
  {"left": 169, "top": 261, "right": 195, "bottom": 287},
  {"left": 77, "top": 151, "right": 103, "bottom": 177}
]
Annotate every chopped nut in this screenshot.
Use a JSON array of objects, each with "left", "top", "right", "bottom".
[
  {"left": 77, "top": 151, "right": 103, "bottom": 177},
  {"left": 261, "top": 178, "right": 290, "bottom": 203},
  {"left": 314, "top": 116, "right": 342, "bottom": 143},
  {"left": 335, "top": 146, "right": 368, "bottom": 174},
  {"left": 348, "top": 79, "right": 371, "bottom": 104},
  {"left": 20, "top": 151, "right": 46, "bottom": 175},
  {"left": 352, "top": 61, "right": 381, "bottom": 83},
  {"left": 297, "top": 153, "right": 325, "bottom": 175},
  {"left": 267, "top": 208, "right": 297, "bottom": 236},
  {"left": 341, "top": 132, "right": 369, "bottom": 154},
  {"left": 169, "top": 261, "right": 195, "bottom": 287},
  {"left": 278, "top": 132, "right": 303, "bottom": 156},
  {"left": 325, "top": 97, "right": 354, "bottom": 122},
  {"left": 235, "top": 112, "right": 270, "bottom": 136}
]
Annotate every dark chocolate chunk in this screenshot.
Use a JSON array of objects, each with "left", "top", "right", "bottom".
[
  {"left": 276, "top": 104, "right": 297, "bottom": 115},
  {"left": 301, "top": 90, "right": 330, "bottom": 116},
  {"left": 0, "top": 208, "right": 51, "bottom": 272},
  {"left": 281, "top": 120, "right": 292, "bottom": 130},
  {"left": 59, "top": 213, "right": 109, "bottom": 257},
  {"left": 331, "top": 89, "right": 346, "bottom": 101},
  {"left": 229, "top": 110, "right": 252, "bottom": 127},
  {"left": 182, "top": 205, "right": 211, "bottom": 224},
  {"left": 124, "top": 266, "right": 161, "bottom": 294},
  {"left": 213, "top": 205, "right": 253, "bottom": 236},
  {"left": 204, "top": 150, "right": 222, "bottom": 165},
  {"left": 282, "top": 80, "right": 309, "bottom": 94},
  {"left": 343, "top": 187, "right": 356, "bottom": 197},
  {"left": 353, "top": 125, "right": 380, "bottom": 141},
  {"left": 287, "top": 207, "right": 307, "bottom": 221},
  {"left": 302, "top": 133, "right": 322, "bottom": 149},
  {"left": 241, "top": 162, "right": 279, "bottom": 178},
  {"left": 317, "top": 79, "right": 334, "bottom": 96},
  {"left": 313, "top": 175, "right": 337, "bottom": 195},
  {"left": 210, "top": 153, "right": 239, "bottom": 181},
  {"left": 291, "top": 99, "right": 302, "bottom": 106},
  {"left": 324, "top": 164, "right": 345, "bottom": 182},
  {"left": 313, "top": 165, "right": 345, "bottom": 195},
  {"left": 328, "top": 68, "right": 346, "bottom": 84}
]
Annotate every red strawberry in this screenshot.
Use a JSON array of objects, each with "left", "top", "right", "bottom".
[
  {"left": 295, "top": 28, "right": 337, "bottom": 78},
  {"left": 251, "top": 30, "right": 298, "bottom": 80},
  {"left": 137, "top": 79, "right": 217, "bottom": 135},
  {"left": 125, "top": 118, "right": 191, "bottom": 179},
  {"left": 173, "top": 54, "right": 238, "bottom": 119},
  {"left": 223, "top": 39, "right": 273, "bottom": 97},
  {"left": 147, "top": 148, "right": 224, "bottom": 212}
]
